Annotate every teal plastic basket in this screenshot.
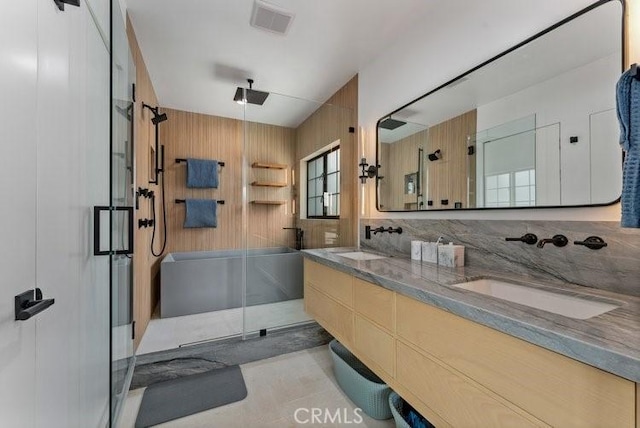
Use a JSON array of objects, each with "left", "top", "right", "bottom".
[
  {"left": 389, "top": 391, "right": 435, "bottom": 428},
  {"left": 389, "top": 392, "right": 411, "bottom": 428},
  {"left": 328, "top": 340, "right": 392, "bottom": 420}
]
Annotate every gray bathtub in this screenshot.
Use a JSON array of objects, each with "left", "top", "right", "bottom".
[{"left": 160, "top": 247, "right": 303, "bottom": 318}]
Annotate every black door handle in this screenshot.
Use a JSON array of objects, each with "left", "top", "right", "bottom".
[
  {"left": 94, "top": 206, "right": 134, "bottom": 256},
  {"left": 15, "top": 288, "right": 55, "bottom": 321}
]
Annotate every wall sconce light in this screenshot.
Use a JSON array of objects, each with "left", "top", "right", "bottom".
[
  {"left": 428, "top": 149, "right": 442, "bottom": 161},
  {"left": 359, "top": 158, "right": 378, "bottom": 183}
]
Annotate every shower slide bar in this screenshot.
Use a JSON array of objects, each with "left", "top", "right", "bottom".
[
  {"left": 175, "top": 199, "right": 225, "bottom": 205},
  {"left": 175, "top": 158, "right": 225, "bottom": 167}
]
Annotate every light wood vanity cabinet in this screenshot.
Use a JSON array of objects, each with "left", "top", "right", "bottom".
[
  {"left": 396, "top": 294, "right": 636, "bottom": 428},
  {"left": 304, "top": 259, "right": 638, "bottom": 428},
  {"left": 354, "top": 278, "right": 395, "bottom": 333},
  {"left": 305, "top": 259, "right": 353, "bottom": 307},
  {"left": 396, "top": 341, "right": 540, "bottom": 427}
]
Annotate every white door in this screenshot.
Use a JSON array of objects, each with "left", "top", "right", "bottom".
[
  {"left": 0, "top": 1, "right": 39, "bottom": 426},
  {"left": 0, "top": 1, "right": 112, "bottom": 427}
]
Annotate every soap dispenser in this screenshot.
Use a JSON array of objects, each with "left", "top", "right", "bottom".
[{"left": 437, "top": 242, "right": 465, "bottom": 267}]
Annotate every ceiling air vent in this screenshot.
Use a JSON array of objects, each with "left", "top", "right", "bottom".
[{"left": 250, "top": 0, "right": 295, "bottom": 35}]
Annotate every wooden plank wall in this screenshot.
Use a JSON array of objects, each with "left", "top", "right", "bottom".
[
  {"left": 380, "top": 128, "right": 429, "bottom": 210},
  {"left": 380, "top": 110, "right": 476, "bottom": 210},
  {"left": 127, "top": 17, "right": 159, "bottom": 349},
  {"left": 246, "top": 122, "right": 297, "bottom": 248},
  {"left": 296, "top": 75, "right": 358, "bottom": 248},
  {"left": 159, "top": 109, "right": 296, "bottom": 254},
  {"left": 379, "top": 110, "right": 476, "bottom": 211},
  {"left": 161, "top": 109, "right": 243, "bottom": 253},
  {"left": 427, "top": 109, "right": 476, "bottom": 209}
]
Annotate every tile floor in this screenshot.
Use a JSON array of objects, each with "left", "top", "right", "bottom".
[
  {"left": 119, "top": 346, "right": 395, "bottom": 428},
  {"left": 137, "top": 299, "right": 312, "bottom": 355}
]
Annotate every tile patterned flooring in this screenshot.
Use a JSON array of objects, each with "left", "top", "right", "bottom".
[
  {"left": 137, "top": 299, "right": 312, "bottom": 355},
  {"left": 120, "top": 346, "right": 395, "bottom": 428}
]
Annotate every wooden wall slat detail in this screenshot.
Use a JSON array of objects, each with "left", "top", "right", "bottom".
[
  {"left": 127, "top": 16, "right": 160, "bottom": 349},
  {"left": 296, "top": 75, "right": 358, "bottom": 248}
]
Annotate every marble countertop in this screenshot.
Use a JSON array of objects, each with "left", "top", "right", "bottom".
[{"left": 302, "top": 247, "right": 640, "bottom": 383}]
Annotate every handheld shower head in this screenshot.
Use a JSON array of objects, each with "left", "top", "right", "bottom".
[{"left": 142, "top": 103, "right": 168, "bottom": 125}]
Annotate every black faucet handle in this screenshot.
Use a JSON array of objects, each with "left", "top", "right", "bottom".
[
  {"left": 574, "top": 236, "right": 607, "bottom": 250},
  {"left": 505, "top": 233, "right": 538, "bottom": 245},
  {"left": 537, "top": 234, "right": 568, "bottom": 248}
]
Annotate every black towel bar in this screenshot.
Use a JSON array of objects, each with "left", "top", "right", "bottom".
[
  {"left": 176, "top": 158, "right": 225, "bottom": 167},
  {"left": 631, "top": 63, "right": 639, "bottom": 80},
  {"left": 175, "top": 199, "right": 225, "bottom": 205}
]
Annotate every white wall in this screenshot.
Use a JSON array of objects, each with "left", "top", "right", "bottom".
[
  {"left": 476, "top": 54, "right": 621, "bottom": 206},
  {"left": 359, "top": 0, "right": 621, "bottom": 221}
]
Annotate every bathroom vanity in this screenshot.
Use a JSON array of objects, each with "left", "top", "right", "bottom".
[{"left": 302, "top": 249, "right": 640, "bottom": 427}]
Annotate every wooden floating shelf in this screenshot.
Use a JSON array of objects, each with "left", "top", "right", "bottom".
[
  {"left": 251, "top": 200, "right": 287, "bottom": 205},
  {"left": 251, "top": 162, "right": 287, "bottom": 170},
  {"left": 251, "top": 181, "right": 287, "bottom": 187}
]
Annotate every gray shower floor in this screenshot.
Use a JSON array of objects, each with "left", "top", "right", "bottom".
[{"left": 136, "top": 299, "right": 311, "bottom": 355}]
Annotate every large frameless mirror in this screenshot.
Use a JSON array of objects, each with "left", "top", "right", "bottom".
[{"left": 376, "top": 0, "right": 623, "bottom": 211}]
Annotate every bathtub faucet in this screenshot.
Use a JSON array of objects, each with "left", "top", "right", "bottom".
[{"left": 283, "top": 227, "right": 304, "bottom": 250}]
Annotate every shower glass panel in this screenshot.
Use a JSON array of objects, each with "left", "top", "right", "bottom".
[
  {"left": 110, "top": 5, "right": 135, "bottom": 425},
  {"left": 242, "top": 92, "right": 355, "bottom": 338}
]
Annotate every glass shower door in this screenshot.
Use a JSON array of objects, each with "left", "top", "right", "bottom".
[
  {"left": 110, "top": 5, "right": 135, "bottom": 425},
  {"left": 242, "top": 92, "right": 355, "bottom": 338}
]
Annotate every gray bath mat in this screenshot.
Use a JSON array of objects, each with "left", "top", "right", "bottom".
[{"left": 135, "top": 365, "right": 247, "bottom": 427}]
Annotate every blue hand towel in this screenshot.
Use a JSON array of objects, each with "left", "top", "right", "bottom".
[
  {"left": 184, "top": 199, "right": 217, "bottom": 228},
  {"left": 616, "top": 68, "right": 640, "bottom": 227},
  {"left": 187, "top": 158, "right": 219, "bottom": 188}
]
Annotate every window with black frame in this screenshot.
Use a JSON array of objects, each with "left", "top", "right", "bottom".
[{"left": 307, "top": 147, "right": 340, "bottom": 219}]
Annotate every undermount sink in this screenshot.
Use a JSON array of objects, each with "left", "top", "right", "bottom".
[
  {"left": 336, "top": 251, "right": 388, "bottom": 261},
  {"left": 451, "top": 278, "right": 620, "bottom": 320}
]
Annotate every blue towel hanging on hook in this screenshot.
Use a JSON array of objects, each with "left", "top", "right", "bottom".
[{"left": 616, "top": 65, "right": 640, "bottom": 227}]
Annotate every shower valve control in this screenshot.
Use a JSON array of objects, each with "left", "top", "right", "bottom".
[{"left": 138, "top": 218, "right": 154, "bottom": 229}]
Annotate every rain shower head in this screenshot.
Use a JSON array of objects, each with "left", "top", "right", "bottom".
[
  {"left": 379, "top": 117, "right": 406, "bottom": 130},
  {"left": 234, "top": 79, "right": 269, "bottom": 106},
  {"left": 152, "top": 112, "right": 168, "bottom": 125}
]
